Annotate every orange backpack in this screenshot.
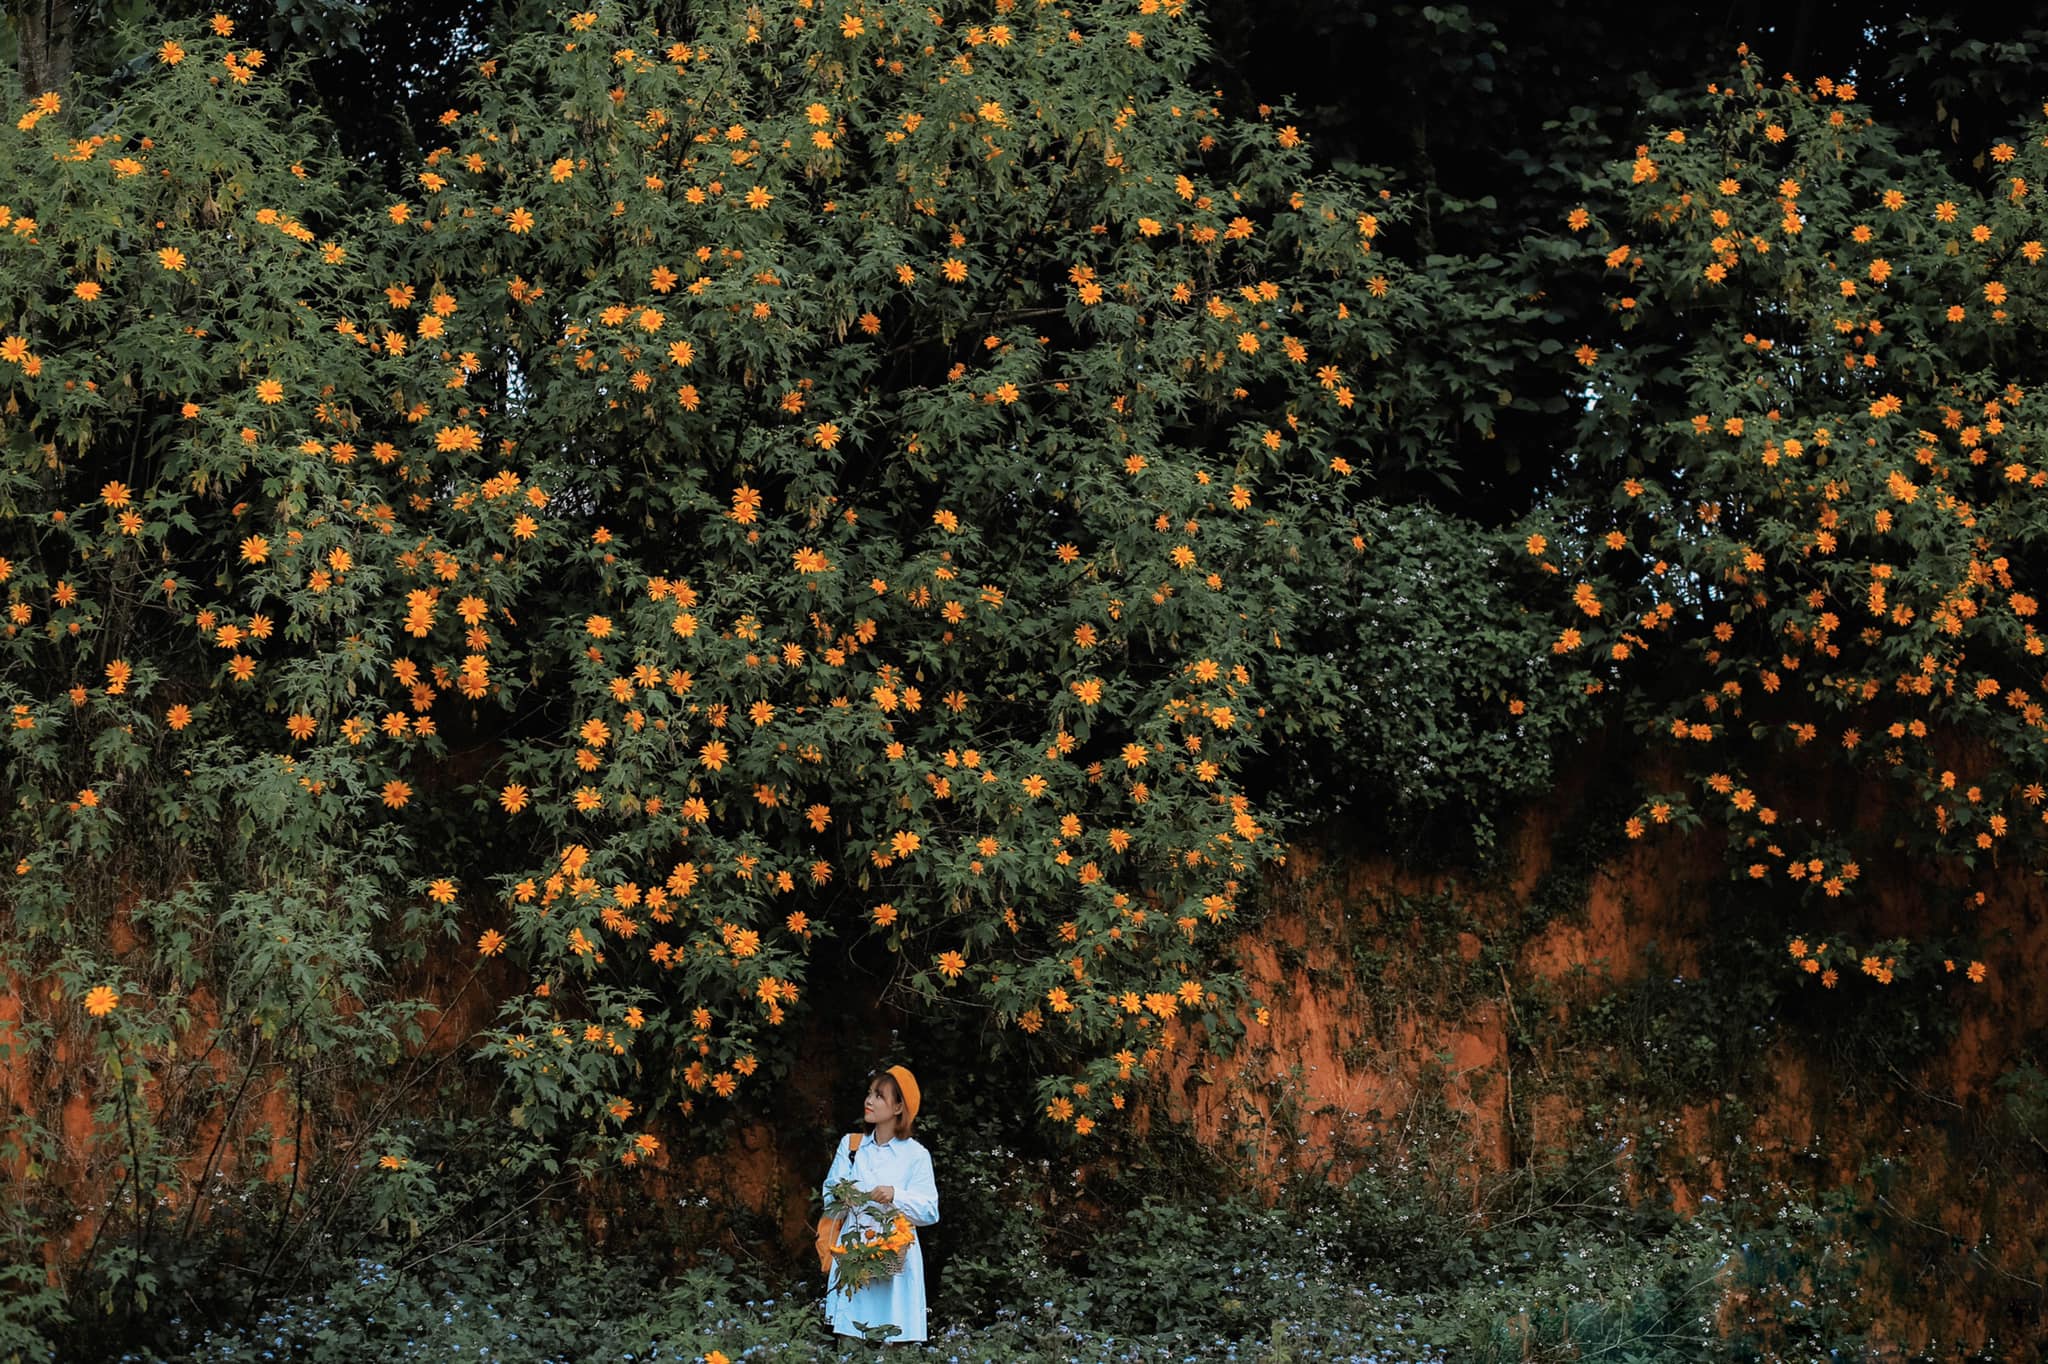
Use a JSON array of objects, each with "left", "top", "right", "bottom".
[{"left": 813, "top": 1132, "right": 863, "bottom": 1273}]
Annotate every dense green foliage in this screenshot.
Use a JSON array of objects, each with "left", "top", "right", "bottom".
[
  {"left": 5, "top": 0, "right": 2048, "bottom": 1358},
  {"left": 1556, "top": 53, "right": 2048, "bottom": 990},
  {"left": 0, "top": 0, "right": 1596, "bottom": 1185},
  {"left": 105, "top": 1165, "right": 1885, "bottom": 1363}
]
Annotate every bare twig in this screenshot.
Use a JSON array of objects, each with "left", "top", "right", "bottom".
[{"left": 1875, "top": 1194, "right": 2045, "bottom": 1291}]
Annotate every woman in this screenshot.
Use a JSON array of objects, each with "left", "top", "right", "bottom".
[{"left": 820, "top": 1065, "right": 939, "bottom": 1346}]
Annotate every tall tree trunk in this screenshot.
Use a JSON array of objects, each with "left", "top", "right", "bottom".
[{"left": 13, "top": 0, "right": 78, "bottom": 99}]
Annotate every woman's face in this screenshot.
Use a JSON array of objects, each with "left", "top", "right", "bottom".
[{"left": 863, "top": 1080, "right": 902, "bottom": 1127}]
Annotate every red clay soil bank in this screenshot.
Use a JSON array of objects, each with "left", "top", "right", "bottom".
[
  {"left": 1143, "top": 815, "right": 2048, "bottom": 1354},
  {"left": 5, "top": 801, "right": 2046, "bottom": 1352}
]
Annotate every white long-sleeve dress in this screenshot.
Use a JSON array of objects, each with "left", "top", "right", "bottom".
[{"left": 820, "top": 1131, "right": 939, "bottom": 1343}]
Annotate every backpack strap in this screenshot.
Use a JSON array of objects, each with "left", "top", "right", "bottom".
[{"left": 848, "top": 1131, "right": 863, "bottom": 1156}]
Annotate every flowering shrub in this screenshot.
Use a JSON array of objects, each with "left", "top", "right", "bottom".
[
  {"left": 1532, "top": 52, "right": 2048, "bottom": 992},
  {"left": 9, "top": 3, "right": 2048, "bottom": 1352},
  {"left": 2, "top": 0, "right": 1521, "bottom": 1205}
]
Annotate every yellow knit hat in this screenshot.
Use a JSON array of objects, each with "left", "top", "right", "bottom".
[{"left": 885, "top": 1064, "right": 921, "bottom": 1126}]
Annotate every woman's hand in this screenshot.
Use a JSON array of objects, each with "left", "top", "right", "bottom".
[{"left": 869, "top": 1184, "right": 895, "bottom": 1204}]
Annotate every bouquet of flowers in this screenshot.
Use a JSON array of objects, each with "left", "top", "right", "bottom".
[{"left": 823, "top": 1177, "right": 914, "bottom": 1298}]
